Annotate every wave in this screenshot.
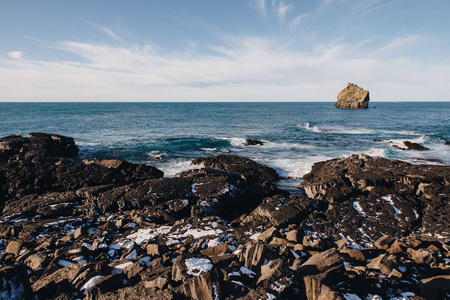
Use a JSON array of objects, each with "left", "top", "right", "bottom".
[
  {"left": 297, "top": 123, "right": 322, "bottom": 133},
  {"left": 297, "top": 123, "right": 421, "bottom": 136},
  {"left": 267, "top": 155, "right": 331, "bottom": 179}
]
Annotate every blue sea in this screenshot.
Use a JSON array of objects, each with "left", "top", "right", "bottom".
[{"left": 1, "top": 102, "right": 449, "bottom": 192}]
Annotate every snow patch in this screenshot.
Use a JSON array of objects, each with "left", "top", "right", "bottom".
[{"left": 185, "top": 257, "right": 213, "bottom": 276}]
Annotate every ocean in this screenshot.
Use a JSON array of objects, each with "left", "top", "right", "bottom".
[{"left": 1, "top": 102, "right": 449, "bottom": 193}]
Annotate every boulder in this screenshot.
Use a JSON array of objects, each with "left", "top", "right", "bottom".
[
  {"left": 334, "top": 83, "right": 370, "bottom": 109},
  {"left": 296, "top": 249, "right": 344, "bottom": 276}
]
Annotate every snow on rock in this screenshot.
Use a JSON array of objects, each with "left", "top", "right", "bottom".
[
  {"left": 80, "top": 275, "right": 104, "bottom": 294},
  {"left": 185, "top": 257, "right": 213, "bottom": 276}
]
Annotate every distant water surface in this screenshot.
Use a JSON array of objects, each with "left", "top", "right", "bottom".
[{"left": 1, "top": 102, "right": 449, "bottom": 193}]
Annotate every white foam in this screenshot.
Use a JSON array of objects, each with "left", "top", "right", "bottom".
[
  {"left": 268, "top": 155, "right": 330, "bottom": 179},
  {"left": 147, "top": 151, "right": 166, "bottom": 160},
  {"left": 297, "top": 122, "right": 322, "bottom": 133},
  {"left": 362, "top": 148, "right": 386, "bottom": 157},
  {"left": 218, "top": 137, "right": 247, "bottom": 147}
]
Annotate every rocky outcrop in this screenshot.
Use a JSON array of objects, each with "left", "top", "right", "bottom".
[
  {"left": 1, "top": 133, "right": 449, "bottom": 300},
  {"left": 191, "top": 154, "right": 279, "bottom": 181},
  {"left": 393, "top": 141, "right": 429, "bottom": 150},
  {"left": 334, "top": 83, "right": 370, "bottom": 109},
  {"left": 299, "top": 154, "right": 450, "bottom": 244}
]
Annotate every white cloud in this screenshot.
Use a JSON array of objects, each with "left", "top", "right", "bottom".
[
  {"left": 7, "top": 51, "right": 24, "bottom": 60},
  {"left": 0, "top": 34, "right": 448, "bottom": 101}
]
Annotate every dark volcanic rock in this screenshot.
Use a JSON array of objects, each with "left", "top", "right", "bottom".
[
  {"left": 393, "top": 141, "right": 429, "bottom": 151},
  {"left": 191, "top": 155, "right": 279, "bottom": 181},
  {"left": 244, "top": 139, "right": 264, "bottom": 146},
  {"left": 1, "top": 132, "right": 449, "bottom": 300},
  {"left": 299, "top": 154, "right": 450, "bottom": 244},
  {"left": 334, "top": 83, "right": 370, "bottom": 109}
]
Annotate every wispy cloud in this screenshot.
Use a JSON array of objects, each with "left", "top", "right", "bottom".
[
  {"left": 276, "top": 1, "right": 294, "bottom": 21},
  {"left": 85, "top": 21, "right": 124, "bottom": 43},
  {"left": 290, "top": 14, "right": 305, "bottom": 32},
  {"left": 249, "top": 0, "right": 266, "bottom": 17}
]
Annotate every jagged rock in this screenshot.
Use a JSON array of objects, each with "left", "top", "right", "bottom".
[
  {"left": 200, "top": 243, "right": 229, "bottom": 257},
  {"left": 257, "top": 258, "right": 286, "bottom": 284},
  {"left": 303, "top": 273, "right": 342, "bottom": 300},
  {"left": 95, "top": 281, "right": 176, "bottom": 299},
  {"left": 286, "top": 230, "right": 299, "bottom": 243},
  {"left": 185, "top": 272, "right": 217, "bottom": 300},
  {"left": 6, "top": 240, "right": 23, "bottom": 256},
  {"left": 302, "top": 236, "right": 324, "bottom": 250},
  {"left": 334, "top": 83, "right": 370, "bottom": 109},
  {"left": 393, "top": 141, "right": 429, "bottom": 151},
  {"left": 297, "top": 249, "right": 344, "bottom": 276},
  {"left": 147, "top": 244, "right": 161, "bottom": 256},
  {"left": 407, "top": 248, "right": 435, "bottom": 264},
  {"left": 86, "top": 274, "right": 124, "bottom": 299},
  {"left": 191, "top": 155, "right": 279, "bottom": 181},
  {"left": 240, "top": 242, "right": 267, "bottom": 269},
  {"left": 257, "top": 227, "right": 277, "bottom": 242},
  {"left": 299, "top": 154, "right": 450, "bottom": 243},
  {"left": 374, "top": 235, "right": 395, "bottom": 250},
  {"left": 243, "top": 195, "right": 311, "bottom": 227},
  {"left": 244, "top": 139, "right": 264, "bottom": 146},
  {"left": 367, "top": 253, "right": 398, "bottom": 275}
]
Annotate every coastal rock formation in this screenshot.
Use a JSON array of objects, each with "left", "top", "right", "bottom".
[
  {"left": 334, "top": 83, "right": 370, "bottom": 109},
  {"left": 299, "top": 154, "right": 450, "bottom": 244},
  {"left": 1, "top": 133, "right": 449, "bottom": 300},
  {"left": 393, "top": 141, "right": 429, "bottom": 151},
  {"left": 192, "top": 154, "right": 279, "bottom": 181}
]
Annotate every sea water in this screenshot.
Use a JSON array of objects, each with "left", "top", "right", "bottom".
[{"left": 1, "top": 102, "right": 449, "bottom": 192}]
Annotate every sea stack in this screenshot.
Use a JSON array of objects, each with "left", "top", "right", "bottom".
[{"left": 334, "top": 83, "right": 370, "bottom": 109}]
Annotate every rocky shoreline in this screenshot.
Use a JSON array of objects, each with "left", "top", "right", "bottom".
[{"left": 1, "top": 133, "right": 449, "bottom": 300}]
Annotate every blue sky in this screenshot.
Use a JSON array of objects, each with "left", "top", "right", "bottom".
[{"left": 1, "top": 0, "right": 449, "bottom": 101}]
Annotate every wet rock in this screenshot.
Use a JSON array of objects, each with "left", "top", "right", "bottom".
[
  {"left": 334, "top": 83, "right": 369, "bottom": 109},
  {"left": 244, "top": 139, "right": 264, "bottom": 146},
  {"left": 191, "top": 155, "right": 279, "bottom": 181},
  {"left": 393, "top": 141, "right": 429, "bottom": 151}
]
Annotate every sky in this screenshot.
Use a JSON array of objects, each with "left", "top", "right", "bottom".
[{"left": 0, "top": 0, "right": 449, "bottom": 102}]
